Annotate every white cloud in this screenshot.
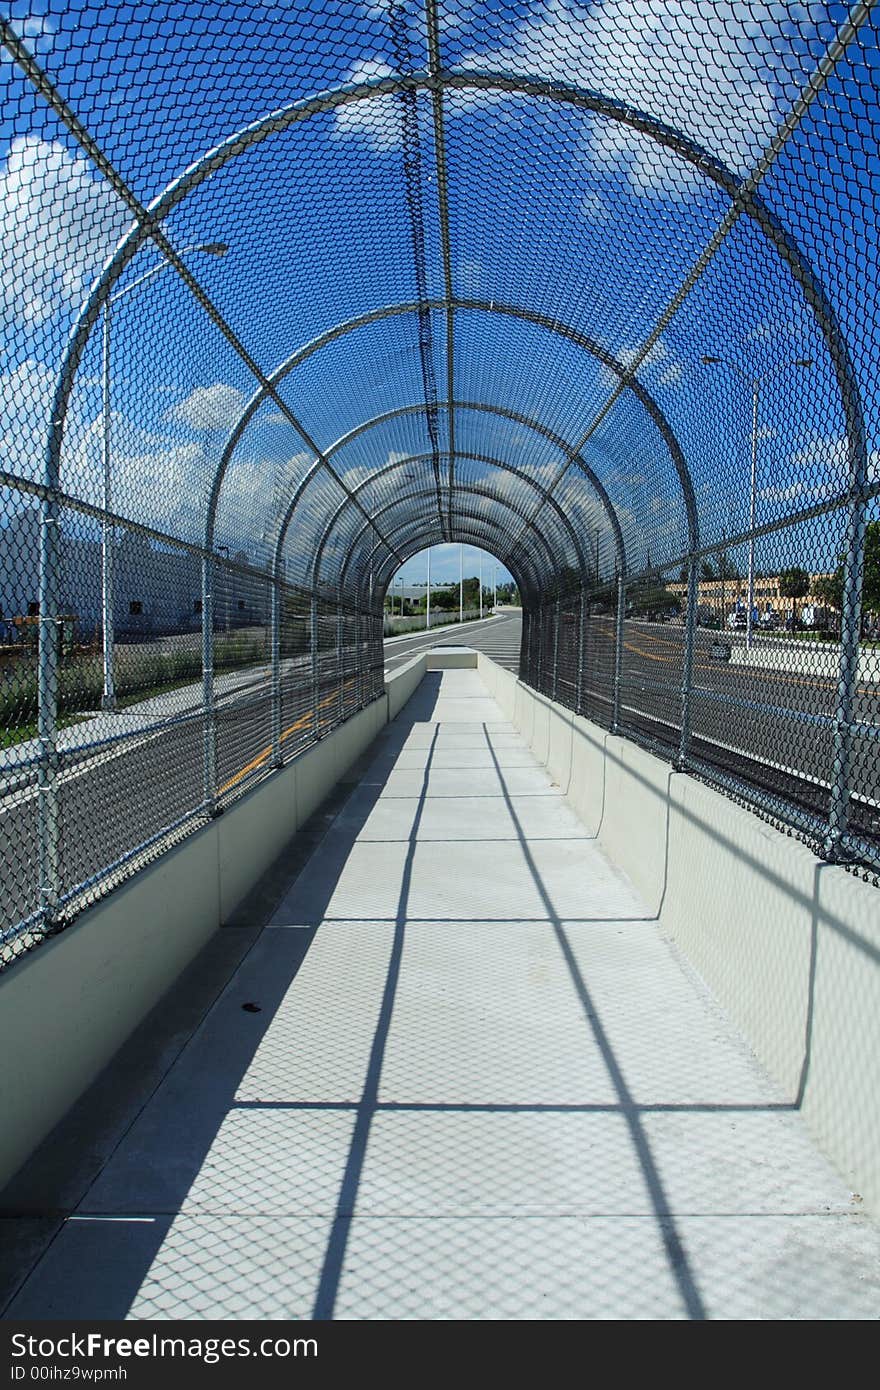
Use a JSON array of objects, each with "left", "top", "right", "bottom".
[
  {"left": 791, "top": 432, "right": 848, "bottom": 473},
  {"left": 759, "top": 480, "right": 806, "bottom": 503},
  {"left": 579, "top": 190, "right": 614, "bottom": 222},
  {"left": 331, "top": 60, "right": 401, "bottom": 152},
  {"left": 460, "top": 1, "right": 829, "bottom": 199},
  {"left": 0, "top": 137, "right": 131, "bottom": 326},
  {"left": 165, "top": 382, "right": 248, "bottom": 432}
]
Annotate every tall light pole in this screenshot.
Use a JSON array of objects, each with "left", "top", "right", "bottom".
[
  {"left": 100, "top": 240, "right": 228, "bottom": 709},
  {"left": 493, "top": 560, "right": 497, "bottom": 612},
  {"left": 479, "top": 551, "right": 483, "bottom": 619},
  {"left": 459, "top": 543, "right": 463, "bottom": 624},
  {"left": 426, "top": 546, "right": 431, "bottom": 631},
  {"left": 701, "top": 353, "right": 813, "bottom": 648}
]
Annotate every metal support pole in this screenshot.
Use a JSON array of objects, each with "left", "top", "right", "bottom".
[
  {"left": 310, "top": 595, "right": 319, "bottom": 740},
  {"left": 493, "top": 561, "right": 497, "bottom": 612},
  {"left": 677, "top": 555, "right": 699, "bottom": 769},
  {"left": 201, "top": 554, "right": 217, "bottom": 814},
  {"left": 336, "top": 599, "right": 344, "bottom": 724},
  {"left": 576, "top": 584, "right": 586, "bottom": 716},
  {"left": 746, "top": 379, "right": 759, "bottom": 650},
  {"left": 825, "top": 484, "right": 868, "bottom": 858},
  {"left": 37, "top": 506, "right": 60, "bottom": 926},
  {"left": 355, "top": 604, "right": 362, "bottom": 709},
  {"left": 426, "top": 546, "right": 431, "bottom": 631},
  {"left": 528, "top": 608, "right": 537, "bottom": 685},
  {"left": 459, "top": 543, "right": 463, "bottom": 624},
  {"left": 270, "top": 578, "right": 282, "bottom": 767},
  {"left": 479, "top": 552, "right": 483, "bottom": 619},
  {"left": 552, "top": 597, "right": 560, "bottom": 701},
  {"left": 100, "top": 304, "right": 116, "bottom": 711},
  {"left": 612, "top": 571, "right": 626, "bottom": 733}
]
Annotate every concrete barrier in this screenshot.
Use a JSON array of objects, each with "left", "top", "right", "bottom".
[
  {"left": 425, "top": 647, "right": 478, "bottom": 670},
  {"left": 731, "top": 640, "right": 879, "bottom": 683},
  {"left": 0, "top": 680, "right": 410, "bottom": 1192},
  {"left": 477, "top": 652, "right": 880, "bottom": 1211}
]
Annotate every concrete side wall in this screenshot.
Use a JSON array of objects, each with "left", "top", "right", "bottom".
[
  {"left": 478, "top": 654, "right": 880, "bottom": 1211},
  {"left": 425, "top": 649, "right": 478, "bottom": 670},
  {"left": 0, "top": 684, "right": 406, "bottom": 1192},
  {"left": 387, "top": 655, "right": 427, "bottom": 721}
]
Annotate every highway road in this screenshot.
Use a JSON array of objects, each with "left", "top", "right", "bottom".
[
  {"left": 560, "top": 616, "right": 879, "bottom": 842},
  {"left": 0, "top": 613, "right": 522, "bottom": 940},
  {"left": 2, "top": 607, "right": 877, "bottom": 945}
]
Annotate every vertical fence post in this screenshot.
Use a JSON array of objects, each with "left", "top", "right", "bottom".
[
  {"left": 612, "top": 571, "right": 626, "bottom": 734},
  {"left": 576, "top": 583, "right": 586, "bottom": 715},
  {"left": 37, "top": 503, "right": 60, "bottom": 927},
  {"left": 310, "top": 594, "right": 320, "bottom": 741},
  {"left": 825, "top": 488, "right": 868, "bottom": 859},
  {"left": 336, "top": 597, "right": 344, "bottom": 725},
  {"left": 270, "top": 576, "right": 282, "bottom": 768},
  {"left": 201, "top": 553, "right": 217, "bottom": 814},
  {"left": 100, "top": 303, "right": 116, "bottom": 712},
  {"left": 354, "top": 603, "right": 363, "bottom": 709},
  {"left": 552, "top": 597, "right": 560, "bottom": 701},
  {"left": 677, "top": 556, "right": 698, "bottom": 769}
]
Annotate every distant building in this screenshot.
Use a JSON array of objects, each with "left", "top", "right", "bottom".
[
  {"left": 0, "top": 515, "right": 267, "bottom": 645},
  {"left": 667, "top": 571, "right": 835, "bottom": 627}
]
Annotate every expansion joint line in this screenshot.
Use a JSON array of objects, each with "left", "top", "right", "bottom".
[
  {"left": 502, "top": 0, "right": 877, "bottom": 565},
  {"left": 0, "top": 18, "right": 404, "bottom": 568}
]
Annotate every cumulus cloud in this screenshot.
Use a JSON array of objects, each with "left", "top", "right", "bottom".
[
  {"left": 464, "top": 0, "right": 829, "bottom": 192},
  {"left": 0, "top": 137, "right": 131, "bottom": 326},
  {"left": 331, "top": 59, "right": 401, "bottom": 152},
  {"left": 335, "top": 2, "right": 830, "bottom": 204},
  {"left": 165, "top": 382, "right": 249, "bottom": 432}
]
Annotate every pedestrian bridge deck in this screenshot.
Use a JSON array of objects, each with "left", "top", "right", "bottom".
[{"left": 6, "top": 669, "right": 880, "bottom": 1319}]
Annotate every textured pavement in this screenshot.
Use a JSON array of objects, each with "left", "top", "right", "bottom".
[{"left": 7, "top": 668, "right": 880, "bottom": 1320}]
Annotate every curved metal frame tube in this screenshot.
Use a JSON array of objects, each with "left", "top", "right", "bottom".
[
  {"left": 331, "top": 481, "right": 556, "bottom": 597},
  {"left": 317, "top": 449, "right": 592, "bottom": 592},
  {"left": 37, "top": 63, "right": 867, "bottom": 875},
  {"left": 271, "top": 399, "right": 627, "bottom": 581},
  {"left": 374, "top": 521, "right": 540, "bottom": 610},
  {"left": 367, "top": 508, "right": 544, "bottom": 606}
]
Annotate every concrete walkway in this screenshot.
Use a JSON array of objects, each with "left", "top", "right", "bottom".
[{"left": 8, "top": 670, "right": 880, "bottom": 1319}]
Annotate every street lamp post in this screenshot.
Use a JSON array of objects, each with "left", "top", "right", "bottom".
[
  {"left": 701, "top": 353, "right": 813, "bottom": 649},
  {"left": 459, "top": 543, "right": 463, "bottom": 624},
  {"left": 100, "top": 241, "right": 228, "bottom": 710}
]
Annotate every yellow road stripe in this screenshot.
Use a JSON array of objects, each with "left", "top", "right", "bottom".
[{"left": 217, "top": 678, "right": 357, "bottom": 797}]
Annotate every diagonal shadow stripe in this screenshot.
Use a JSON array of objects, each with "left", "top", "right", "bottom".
[
  {"left": 311, "top": 724, "right": 441, "bottom": 1319},
  {"left": 482, "top": 724, "right": 707, "bottom": 1320}
]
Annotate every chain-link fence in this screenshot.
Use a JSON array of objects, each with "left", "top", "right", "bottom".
[{"left": 1, "top": 2, "right": 879, "bottom": 960}]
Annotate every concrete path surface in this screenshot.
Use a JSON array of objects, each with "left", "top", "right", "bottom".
[{"left": 7, "top": 669, "right": 880, "bottom": 1319}]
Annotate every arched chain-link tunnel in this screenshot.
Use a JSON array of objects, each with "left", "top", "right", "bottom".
[{"left": 1, "top": 1, "right": 879, "bottom": 953}]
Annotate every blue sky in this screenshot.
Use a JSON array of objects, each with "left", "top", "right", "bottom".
[{"left": 1, "top": 0, "right": 878, "bottom": 597}]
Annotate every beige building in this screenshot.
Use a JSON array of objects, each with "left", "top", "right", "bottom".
[{"left": 667, "top": 572, "right": 832, "bottom": 624}]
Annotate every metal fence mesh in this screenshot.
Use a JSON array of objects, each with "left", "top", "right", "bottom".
[{"left": 1, "top": 1, "right": 879, "bottom": 959}]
